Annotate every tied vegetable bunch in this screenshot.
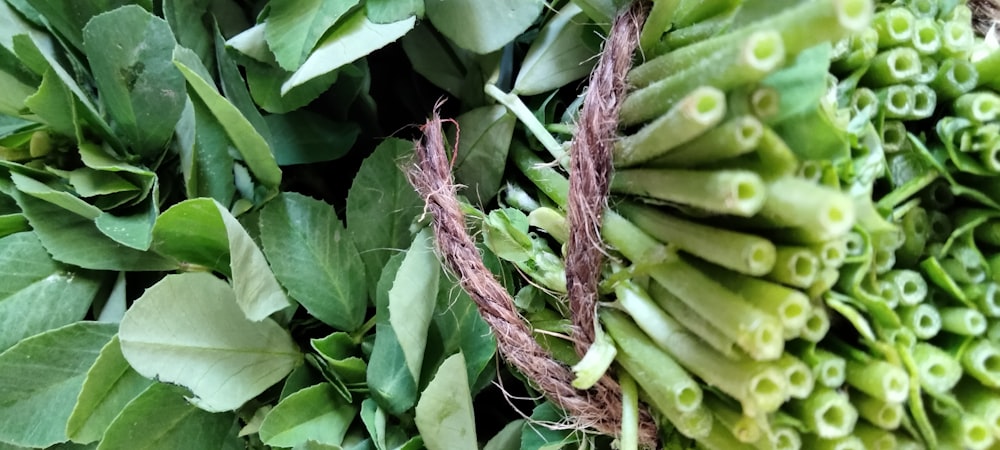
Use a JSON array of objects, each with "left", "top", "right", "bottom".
[{"left": 462, "top": 0, "right": 1000, "bottom": 448}]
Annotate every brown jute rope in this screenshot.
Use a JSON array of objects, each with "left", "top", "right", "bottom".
[
  {"left": 406, "top": 3, "right": 655, "bottom": 445},
  {"left": 971, "top": 0, "right": 1000, "bottom": 35}
]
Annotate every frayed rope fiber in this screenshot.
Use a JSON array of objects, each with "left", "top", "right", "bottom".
[{"left": 407, "top": 1, "right": 656, "bottom": 446}]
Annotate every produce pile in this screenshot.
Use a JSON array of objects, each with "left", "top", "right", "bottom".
[{"left": 0, "top": 0, "right": 1000, "bottom": 449}]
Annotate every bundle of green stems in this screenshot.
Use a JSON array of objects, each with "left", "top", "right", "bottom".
[{"left": 477, "top": 0, "right": 1000, "bottom": 448}]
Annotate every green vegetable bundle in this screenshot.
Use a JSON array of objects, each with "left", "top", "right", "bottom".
[{"left": 464, "top": 0, "right": 1000, "bottom": 448}]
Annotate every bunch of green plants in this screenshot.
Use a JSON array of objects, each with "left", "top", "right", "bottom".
[{"left": 470, "top": 0, "right": 1000, "bottom": 448}]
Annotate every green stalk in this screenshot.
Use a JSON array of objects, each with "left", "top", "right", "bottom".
[
  {"left": 601, "top": 307, "right": 710, "bottom": 438},
  {"left": 510, "top": 143, "right": 568, "bottom": 209},
  {"left": 638, "top": 0, "right": 681, "bottom": 57},
  {"left": 813, "top": 239, "right": 847, "bottom": 269},
  {"left": 874, "top": 280, "right": 901, "bottom": 309},
  {"left": 907, "top": 0, "right": 938, "bottom": 17},
  {"left": 672, "top": 0, "right": 739, "bottom": 28},
  {"left": 571, "top": 323, "right": 617, "bottom": 389},
  {"left": 896, "top": 205, "right": 929, "bottom": 267},
  {"left": 777, "top": 353, "right": 815, "bottom": 399},
  {"left": 622, "top": 31, "right": 785, "bottom": 125},
  {"left": 938, "top": 412, "right": 995, "bottom": 450},
  {"left": 852, "top": 390, "right": 903, "bottom": 430},
  {"left": 765, "top": 426, "right": 803, "bottom": 450},
  {"left": 619, "top": 202, "right": 776, "bottom": 276},
  {"left": 966, "top": 282, "right": 1000, "bottom": 317},
  {"left": 618, "top": 372, "right": 639, "bottom": 450},
  {"left": 912, "top": 342, "right": 963, "bottom": 394},
  {"left": 606, "top": 289, "right": 787, "bottom": 416},
  {"left": 851, "top": 87, "right": 880, "bottom": 119},
  {"left": 703, "top": 392, "right": 763, "bottom": 444},
  {"left": 831, "top": 28, "right": 878, "bottom": 73},
  {"left": 785, "top": 387, "right": 858, "bottom": 438},
  {"left": 765, "top": 246, "right": 820, "bottom": 289},
  {"left": 710, "top": 126, "right": 799, "bottom": 181},
  {"left": 955, "top": 92, "right": 1000, "bottom": 123},
  {"left": 939, "top": 307, "right": 987, "bottom": 336},
  {"left": 954, "top": 380, "right": 1000, "bottom": 438},
  {"left": 649, "top": 282, "right": 739, "bottom": 357},
  {"left": 647, "top": 115, "right": 763, "bottom": 167},
  {"left": 800, "top": 304, "right": 831, "bottom": 342},
  {"left": 880, "top": 120, "right": 907, "bottom": 153},
  {"left": 853, "top": 422, "right": 897, "bottom": 450},
  {"left": 791, "top": 342, "right": 846, "bottom": 388},
  {"left": 527, "top": 207, "right": 569, "bottom": 244},
  {"left": 733, "top": 85, "right": 780, "bottom": 120},
  {"left": 801, "top": 434, "right": 865, "bottom": 450},
  {"left": 872, "top": 7, "right": 914, "bottom": 48},
  {"left": 885, "top": 269, "right": 927, "bottom": 306},
  {"left": 910, "top": 17, "right": 941, "bottom": 54},
  {"left": 974, "top": 47, "right": 1000, "bottom": 87},
  {"left": 484, "top": 85, "right": 565, "bottom": 161},
  {"left": 899, "top": 304, "right": 942, "bottom": 340},
  {"left": 630, "top": 0, "right": 873, "bottom": 90},
  {"left": 755, "top": 177, "right": 856, "bottom": 241},
  {"left": 661, "top": 12, "right": 733, "bottom": 51},
  {"left": 611, "top": 169, "right": 766, "bottom": 217},
  {"left": 877, "top": 84, "right": 916, "bottom": 119},
  {"left": 939, "top": 20, "right": 974, "bottom": 58},
  {"left": 961, "top": 339, "right": 1000, "bottom": 388},
  {"left": 931, "top": 58, "right": 979, "bottom": 100},
  {"left": 615, "top": 87, "right": 727, "bottom": 166},
  {"left": 844, "top": 359, "right": 910, "bottom": 403},
  {"left": 696, "top": 260, "right": 813, "bottom": 335},
  {"left": 860, "top": 47, "right": 922, "bottom": 86},
  {"left": 909, "top": 84, "right": 937, "bottom": 119},
  {"left": 914, "top": 55, "right": 938, "bottom": 84}
]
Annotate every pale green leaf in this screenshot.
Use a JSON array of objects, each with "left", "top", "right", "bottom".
[
  {"left": 174, "top": 51, "right": 282, "bottom": 189},
  {"left": 83, "top": 6, "right": 187, "bottom": 159},
  {"left": 217, "top": 200, "right": 293, "bottom": 320},
  {"left": 366, "top": 252, "right": 417, "bottom": 415},
  {"left": 346, "top": 138, "right": 422, "bottom": 301},
  {"left": 513, "top": 3, "right": 597, "bottom": 96},
  {"left": 94, "top": 205, "right": 156, "bottom": 251},
  {"left": 66, "top": 336, "right": 154, "bottom": 444},
  {"left": 425, "top": 0, "right": 544, "bottom": 54},
  {"left": 366, "top": 0, "right": 424, "bottom": 23},
  {"left": 10, "top": 171, "right": 101, "bottom": 219},
  {"left": 225, "top": 23, "right": 272, "bottom": 64},
  {"left": 415, "top": 352, "right": 478, "bottom": 450},
  {"left": 484, "top": 420, "right": 525, "bottom": 450},
  {"left": 68, "top": 168, "right": 139, "bottom": 197},
  {"left": 119, "top": 272, "right": 302, "bottom": 412},
  {"left": 175, "top": 96, "right": 237, "bottom": 206},
  {"left": 96, "top": 382, "right": 236, "bottom": 450},
  {"left": 282, "top": 10, "right": 415, "bottom": 94},
  {"left": 433, "top": 279, "right": 496, "bottom": 393},
  {"left": 150, "top": 198, "right": 230, "bottom": 274},
  {"left": 265, "top": 0, "right": 359, "bottom": 70},
  {"left": 0, "top": 322, "right": 117, "bottom": 447},
  {"left": 260, "top": 192, "right": 367, "bottom": 331},
  {"left": 258, "top": 383, "right": 357, "bottom": 448},
  {"left": 389, "top": 228, "right": 440, "bottom": 382},
  {"left": 245, "top": 60, "right": 340, "bottom": 114}
]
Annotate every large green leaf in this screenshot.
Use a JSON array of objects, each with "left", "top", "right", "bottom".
[
  {"left": 118, "top": 272, "right": 302, "bottom": 412},
  {"left": 283, "top": 10, "right": 415, "bottom": 94},
  {"left": 388, "top": 229, "right": 439, "bottom": 383},
  {"left": 12, "top": 190, "right": 177, "bottom": 271},
  {"left": 174, "top": 49, "right": 282, "bottom": 189},
  {"left": 451, "top": 105, "right": 516, "bottom": 205},
  {"left": 83, "top": 6, "right": 186, "bottom": 159},
  {"left": 366, "top": 0, "right": 424, "bottom": 23},
  {"left": 432, "top": 278, "right": 496, "bottom": 393},
  {"left": 425, "top": 0, "right": 544, "bottom": 54},
  {"left": 23, "top": 0, "right": 150, "bottom": 52},
  {"left": 174, "top": 96, "right": 237, "bottom": 206},
  {"left": 0, "top": 322, "right": 117, "bottom": 447},
  {"left": 0, "top": 232, "right": 103, "bottom": 352},
  {"left": 260, "top": 192, "right": 367, "bottom": 331},
  {"left": 245, "top": 60, "right": 341, "bottom": 114},
  {"left": 346, "top": 138, "right": 423, "bottom": 301},
  {"left": 512, "top": 3, "right": 597, "bottom": 96},
  {"left": 162, "top": 0, "right": 215, "bottom": 69},
  {"left": 66, "top": 336, "right": 154, "bottom": 444},
  {"left": 414, "top": 352, "right": 478, "bottom": 450},
  {"left": 366, "top": 252, "right": 417, "bottom": 415},
  {"left": 96, "top": 382, "right": 237, "bottom": 450},
  {"left": 150, "top": 198, "right": 230, "bottom": 274},
  {"left": 258, "top": 383, "right": 357, "bottom": 448},
  {"left": 264, "top": 0, "right": 359, "bottom": 70},
  {"left": 10, "top": 172, "right": 101, "bottom": 219},
  {"left": 264, "top": 111, "right": 359, "bottom": 165}
]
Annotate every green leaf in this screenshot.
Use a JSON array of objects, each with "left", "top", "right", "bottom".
[
  {"left": 400, "top": 24, "right": 477, "bottom": 99},
  {"left": 162, "top": 0, "right": 215, "bottom": 70},
  {"left": 433, "top": 276, "right": 495, "bottom": 393},
  {"left": 414, "top": 352, "right": 478, "bottom": 450},
  {"left": 513, "top": 3, "right": 597, "bottom": 96},
  {"left": 214, "top": 27, "right": 272, "bottom": 146},
  {"left": 260, "top": 192, "right": 367, "bottom": 331},
  {"left": 118, "top": 272, "right": 302, "bottom": 412},
  {"left": 175, "top": 96, "right": 237, "bottom": 206},
  {"left": 283, "top": 10, "right": 415, "bottom": 94},
  {"left": 366, "top": 0, "right": 424, "bottom": 23},
  {"left": 174, "top": 49, "right": 282, "bottom": 189},
  {"left": 484, "top": 420, "right": 525, "bottom": 450},
  {"left": 366, "top": 252, "right": 417, "bottom": 415},
  {"left": 763, "top": 43, "right": 832, "bottom": 124},
  {"left": 10, "top": 172, "right": 101, "bottom": 219},
  {"left": 310, "top": 333, "right": 367, "bottom": 387},
  {"left": 96, "top": 382, "right": 236, "bottom": 450},
  {"left": 425, "top": 0, "right": 544, "bottom": 54},
  {"left": 150, "top": 198, "right": 230, "bottom": 274},
  {"left": 451, "top": 105, "right": 516, "bottom": 205},
  {"left": 12, "top": 189, "right": 177, "bottom": 271},
  {"left": 389, "top": 229, "right": 439, "bottom": 382},
  {"left": 258, "top": 383, "right": 357, "bottom": 448},
  {"left": 0, "top": 232, "right": 102, "bottom": 352},
  {"left": 83, "top": 6, "right": 186, "bottom": 159},
  {"left": 217, "top": 201, "right": 293, "bottom": 320},
  {"left": 0, "top": 42, "right": 40, "bottom": 118},
  {"left": 265, "top": 0, "right": 359, "bottom": 70},
  {"left": 265, "top": 111, "right": 359, "bottom": 165},
  {"left": 245, "top": 60, "right": 340, "bottom": 114},
  {"left": 520, "top": 402, "right": 579, "bottom": 450},
  {"left": 66, "top": 336, "right": 154, "bottom": 444},
  {"left": 68, "top": 168, "right": 139, "bottom": 197},
  {"left": 0, "top": 322, "right": 117, "bottom": 448},
  {"left": 94, "top": 204, "right": 157, "bottom": 251},
  {"left": 23, "top": 0, "right": 151, "bottom": 52},
  {"left": 346, "top": 138, "right": 422, "bottom": 301}
]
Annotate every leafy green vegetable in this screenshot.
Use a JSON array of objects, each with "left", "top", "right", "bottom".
[
  {"left": 257, "top": 383, "right": 357, "bottom": 448},
  {"left": 414, "top": 352, "right": 478, "bottom": 450}
]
